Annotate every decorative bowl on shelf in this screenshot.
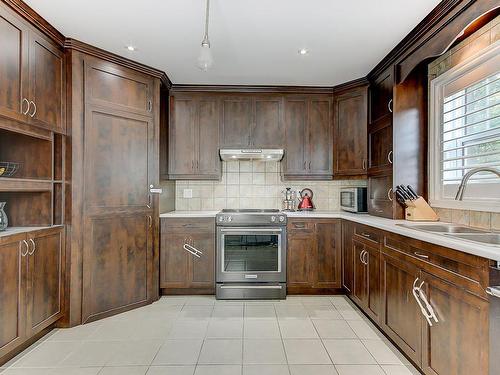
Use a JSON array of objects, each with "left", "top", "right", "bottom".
[
  {"left": 0, "top": 202, "right": 7, "bottom": 231},
  {"left": 0, "top": 162, "right": 21, "bottom": 178}
]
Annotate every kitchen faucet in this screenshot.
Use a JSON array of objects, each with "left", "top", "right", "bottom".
[{"left": 454, "top": 167, "right": 500, "bottom": 200}]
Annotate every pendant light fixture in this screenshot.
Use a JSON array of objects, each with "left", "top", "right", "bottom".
[{"left": 197, "top": 0, "right": 213, "bottom": 71}]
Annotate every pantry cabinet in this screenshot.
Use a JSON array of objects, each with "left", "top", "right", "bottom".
[{"left": 0, "top": 3, "right": 65, "bottom": 134}]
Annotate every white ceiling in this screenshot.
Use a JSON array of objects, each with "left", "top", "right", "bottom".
[{"left": 25, "top": 0, "right": 442, "bottom": 86}]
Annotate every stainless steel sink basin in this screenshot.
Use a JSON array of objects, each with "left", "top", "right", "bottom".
[
  {"left": 445, "top": 233, "right": 500, "bottom": 246},
  {"left": 397, "top": 223, "right": 485, "bottom": 234}
]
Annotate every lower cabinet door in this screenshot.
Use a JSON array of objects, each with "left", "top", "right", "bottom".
[
  {"left": 189, "top": 233, "right": 215, "bottom": 289},
  {"left": 0, "top": 235, "right": 27, "bottom": 361},
  {"left": 314, "top": 220, "right": 341, "bottom": 289},
  {"left": 160, "top": 232, "right": 190, "bottom": 289},
  {"left": 352, "top": 240, "right": 367, "bottom": 306},
  {"left": 342, "top": 222, "right": 354, "bottom": 293},
  {"left": 420, "top": 271, "right": 489, "bottom": 375},
  {"left": 26, "top": 228, "right": 63, "bottom": 336},
  {"left": 287, "top": 235, "right": 314, "bottom": 289},
  {"left": 380, "top": 252, "right": 422, "bottom": 366},
  {"left": 365, "top": 244, "right": 381, "bottom": 322}
]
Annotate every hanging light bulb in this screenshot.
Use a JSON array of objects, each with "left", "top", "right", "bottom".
[{"left": 197, "top": 0, "right": 213, "bottom": 71}]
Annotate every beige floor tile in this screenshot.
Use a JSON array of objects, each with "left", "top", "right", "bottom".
[
  {"left": 244, "top": 320, "right": 281, "bottom": 339},
  {"left": 98, "top": 366, "right": 148, "bottom": 375},
  {"left": 152, "top": 340, "right": 203, "bottom": 365},
  {"left": 244, "top": 305, "right": 276, "bottom": 319},
  {"left": 279, "top": 319, "right": 319, "bottom": 339},
  {"left": 212, "top": 306, "right": 244, "bottom": 319},
  {"left": 323, "top": 339, "right": 376, "bottom": 365},
  {"left": 206, "top": 319, "right": 243, "bottom": 338},
  {"left": 194, "top": 365, "right": 241, "bottom": 375},
  {"left": 198, "top": 339, "right": 243, "bottom": 365},
  {"left": 275, "top": 306, "right": 309, "bottom": 319},
  {"left": 305, "top": 306, "right": 343, "bottom": 320},
  {"left": 107, "top": 339, "right": 163, "bottom": 366},
  {"left": 335, "top": 365, "right": 385, "bottom": 375},
  {"left": 243, "top": 339, "right": 286, "bottom": 365},
  {"left": 146, "top": 366, "right": 195, "bottom": 375},
  {"left": 312, "top": 320, "right": 357, "bottom": 339},
  {"left": 60, "top": 341, "right": 121, "bottom": 367},
  {"left": 168, "top": 321, "right": 208, "bottom": 339},
  {"left": 243, "top": 364, "right": 290, "bottom": 375},
  {"left": 12, "top": 341, "right": 81, "bottom": 368},
  {"left": 87, "top": 321, "right": 136, "bottom": 341},
  {"left": 289, "top": 364, "right": 338, "bottom": 375},
  {"left": 179, "top": 306, "right": 214, "bottom": 320},
  {"left": 380, "top": 365, "right": 416, "bottom": 375},
  {"left": 300, "top": 297, "right": 334, "bottom": 306},
  {"left": 283, "top": 339, "right": 331, "bottom": 365},
  {"left": 361, "top": 340, "right": 402, "bottom": 365},
  {"left": 48, "top": 322, "right": 101, "bottom": 342},
  {"left": 184, "top": 296, "right": 216, "bottom": 306},
  {"left": 346, "top": 320, "right": 382, "bottom": 340}
]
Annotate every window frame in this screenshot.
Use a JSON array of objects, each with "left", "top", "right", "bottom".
[{"left": 429, "top": 41, "right": 500, "bottom": 213}]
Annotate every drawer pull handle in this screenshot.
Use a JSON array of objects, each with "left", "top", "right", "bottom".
[
  {"left": 183, "top": 243, "right": 200, "bottom": 258},
  {"left": 293, "top": 223, "right": 306, "bottom": 228},
  {"left": 414, "top": 252, "right": 429, "bottom": 259},
  {"left": 360, "top": 232, "right": 371, "bottom": 238}
]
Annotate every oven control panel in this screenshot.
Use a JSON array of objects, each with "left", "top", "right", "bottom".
[{"left": 216, "top": 212, "right": 287, "bottom": 226}]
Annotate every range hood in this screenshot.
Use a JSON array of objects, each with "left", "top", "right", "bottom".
[{"left": 219, "top": 149, "right": 284, "bottom": 162}]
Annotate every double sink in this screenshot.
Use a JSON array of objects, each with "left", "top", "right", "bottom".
[{"left": 397, "top": 223, "right": 500, "bottom": 246}]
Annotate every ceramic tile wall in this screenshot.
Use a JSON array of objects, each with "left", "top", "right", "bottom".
[
  {"left": 428, "top": 15, "right": 500, "bottom": 230},
  {"left": 173, "top": 161, "right": 366, "bottom": 211}
]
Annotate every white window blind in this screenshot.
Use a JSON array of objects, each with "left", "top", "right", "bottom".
[
  {"left": 429, "top": 42, "right": 500, "bottom": 211},
  {"left": 441, "top": 73, "right": 500, "bottom": 184}
]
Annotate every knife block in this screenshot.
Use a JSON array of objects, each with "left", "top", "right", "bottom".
[{"left": 404, "top": 197, "right": 439, "bottom": 221}]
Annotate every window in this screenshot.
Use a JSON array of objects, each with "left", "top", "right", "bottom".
[{"left": 429, "top": 42, "right": 500, "bottom": 212}]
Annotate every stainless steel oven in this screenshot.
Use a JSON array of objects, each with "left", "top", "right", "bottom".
[{"left": 216, "top": 209, "right": 287, "bottom": 299}]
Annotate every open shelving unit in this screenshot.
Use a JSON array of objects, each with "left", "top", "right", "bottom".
[{"left": 0, "top": 127, "right": 65, "bottom": 233}]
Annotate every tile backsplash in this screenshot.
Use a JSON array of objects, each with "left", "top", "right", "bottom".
[{"left": 172, "top": 161, "right": 366, "bottom": 211}]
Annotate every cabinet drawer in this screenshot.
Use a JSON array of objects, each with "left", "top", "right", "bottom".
[
  {"left": 162, "top": 218, "right": 215, "bottom": 233},
  {"left": 383, "top": 233, "right": 489, "bottom": 298},
  {"left": 287, "top": 220, "right": 315, "bottom": 234},
  {"left": 353, "top": 223, "right": 380, "bottom": 245}
]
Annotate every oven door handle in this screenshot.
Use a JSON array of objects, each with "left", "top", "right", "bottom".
[
  {"left": 220, "top": 285, "right": 283, "bottom": 289},
  {"left": 219, "top": 228, "right": 283, "bottom": 233}
]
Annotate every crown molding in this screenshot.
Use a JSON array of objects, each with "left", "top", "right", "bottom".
[
  {"left": 332, "top": 77, "right": 369, "bottom": 94},
  {"left": 64, "top": 39, "right": 172, "bottom": 88},
  {"left": 170, "top": 84, "right": 333, "bottom": 94},
  {"left": 3, "top": 0, "right": 65, "bottom": 46}
]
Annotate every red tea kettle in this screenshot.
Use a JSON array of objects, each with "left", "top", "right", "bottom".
[{"left": 298, "top": 188, "right": 315, "bottom": 211}]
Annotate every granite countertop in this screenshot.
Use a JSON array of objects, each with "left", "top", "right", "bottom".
[{"left": 160, "top": 210, "right": 500, "bottom": 261}]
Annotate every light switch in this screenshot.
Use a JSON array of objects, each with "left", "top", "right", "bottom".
[{"left": 183, "top": 189, "right": 193, "bottom": 199}]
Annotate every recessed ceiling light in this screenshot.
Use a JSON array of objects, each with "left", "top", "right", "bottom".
[
  {"left": 298, "top": 48, "right": 309, "bottom": 55},
  {"left": 126, "top": 45, "right": 137, "bottom": 52}
]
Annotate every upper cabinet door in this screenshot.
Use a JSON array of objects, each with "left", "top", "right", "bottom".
[
  {"left": 28, "top": 32, "right": 65, "bottom": 133},
  {"left": 197, "top": 98, "right": 221, "bottom": 177},
  {"left": 0, "top": 7, "right": 29, "bottom": 123},
  {"left": 220, "top": 97, "right": 253, "bottom": 148},
  {"left": 334, "top": 87, "right": 368, "bottom": 176},
  {"left": 283, "top": 97, "right": 308, "bottom": 176},
  {"left": 308, "top": 97, "right": 333, "bottom": 176},
  {"left": 169, "top": 96, "right": 196, "bottom": 176},
  {"left": 369, "top": 68, "right": 393, "bottom": 124},
  {"left": 252, "top": 97, "right": 283, "bottom": 148}
]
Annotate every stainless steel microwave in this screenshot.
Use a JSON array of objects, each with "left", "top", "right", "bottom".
[{"left": 340, "top": 187, "right": 367, "bottom": 213}]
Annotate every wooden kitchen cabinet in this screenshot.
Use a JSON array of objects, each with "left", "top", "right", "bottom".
[
  {"left": 283, "top": 95, "right": 333, "bottom": 180},
  {"left": 342, "top": 221, "right": 354, "bottom": 293},
  {"left": 369, "top": 67, "right": 393, "bottom": 125},
  {"left": 367, "top": 172, "right": 394, "bottom": 218},
  {"left": 160, "top": 218, "right": 215, "bottom": 293},
  {"left": 0, "top": 227, "right": 63, "bottom": 363},
  {"left": 169, "top": 94, "right": 221, "bottom": 179},
  {"left": 287, "top": 219, "right": 341, "bottom": 293},
  {"left": 220, "top": 95, "right": 284, "bottom": 148},
  {"left": 0, "top": 3, "right": 64, "bottom": 134},
  {"left": 333, "top": 84, "right": 368, "bottom": 177}
]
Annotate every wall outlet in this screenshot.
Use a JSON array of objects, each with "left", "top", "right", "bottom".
[{"left": 183, "top": 189, "right": 193, "bottom": 199}]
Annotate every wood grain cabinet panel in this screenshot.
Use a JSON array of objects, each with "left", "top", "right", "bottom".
[
  {"left": 287, "top": 235, "right": 314, "bottom": 289},
  {"left": 0, "top": 235, "right": 26, "bottom": 361},
  {"left": 28, "top": 33, "right": 64, "bottom": 133},
  {"left": 369, "top": 68, "right": 393, "bottom": 125},
  {"left": 160, "top": 218, "right": 215, "bottom": 292},
  {"left": 168, "top": 94, "right": 221, "bottom": 179},
  {"left": 352, "top": 239, "right": 368, "bottom": 306},
  {"left": 333, "top": 86, "right": 368, "bottom": 177},
  {"left": 0, "top": 7, "right": 29, "bottom": 124},
  {"left": 421, "top": 271, "right": 488, "bottom": 375},
  {"left": 283, "top": 96, "right": 333, "bottom": 179},
  {"left": 367, "top": 172, "right": 393, "bottom": 218},
  {"left": 252, "top": 97, "right": 283, "bottom": 148},
  {"left": 26, "top": 228, "right": 63, "bottom": 337},
  {"left": 342, "top": 221, "right": 354, "bottom": 293},
  {"left": 314, "top": 221, "right": 341, "bottom": 289},
  {"left": 220, "top": 97, "right": 253, "bottom": 148},
  {"left": 380, "top": 251, "right": 422, "bottom": 365},
  {"left": 368, "top": 119, "right": 393, "bottom": 171}
]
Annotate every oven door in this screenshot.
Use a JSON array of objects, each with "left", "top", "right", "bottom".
[{"left": 217, "top": 227, "right": 286, "bottom": 283}]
